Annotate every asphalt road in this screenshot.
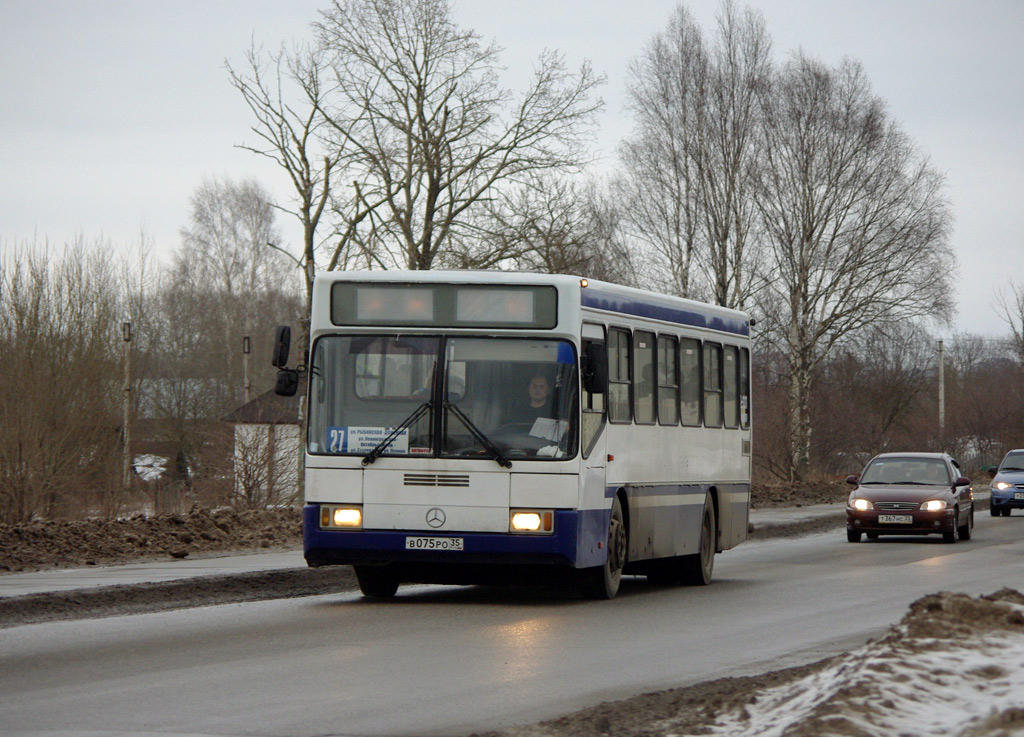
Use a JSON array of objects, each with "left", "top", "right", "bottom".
[{"left": 2, "top": 510, "right": 1021, "bottom": 737}]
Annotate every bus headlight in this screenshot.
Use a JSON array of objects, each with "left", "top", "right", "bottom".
[
  {"left": 321, "top": 505, "right": 362, "bottom": 529},
  {"left": 510, "top": 509, "right": 554, "bottom": 534}
]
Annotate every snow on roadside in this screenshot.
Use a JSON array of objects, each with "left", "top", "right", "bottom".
[{"left": 670, "top": 589, "right": 1024, "bottom": 737}]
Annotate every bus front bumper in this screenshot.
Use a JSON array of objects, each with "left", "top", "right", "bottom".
[{"left": 302, "top": 504, "right": 604, "bottom": 569}]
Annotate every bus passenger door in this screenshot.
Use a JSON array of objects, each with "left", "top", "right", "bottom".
[{"left": 578, "top": 330, "right": 609, "bottom": 566}]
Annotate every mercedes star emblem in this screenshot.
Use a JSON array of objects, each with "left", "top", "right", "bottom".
[{"left": 426, "top": 507, "right": 446, "bottom": 528}]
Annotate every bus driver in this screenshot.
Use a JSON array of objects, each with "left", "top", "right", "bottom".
[{"left": 509, "top": 374, "right": 551, "bottom": 425}]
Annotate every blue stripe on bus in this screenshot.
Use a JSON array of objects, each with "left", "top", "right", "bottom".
[{"left": 581, "top": 288, "right": 749, "bottom": 336}]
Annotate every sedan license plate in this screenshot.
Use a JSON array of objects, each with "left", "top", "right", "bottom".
[
  {"left": 405, "top": 536, "right": 463, "bottom": 551},
  {"left": 1014, "top": 492, "right": 1024, "bottom": 500},
  {"left": 878, "top": 514, "right": 913, "bottom": 524}
]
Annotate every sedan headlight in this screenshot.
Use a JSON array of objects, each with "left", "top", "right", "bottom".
[
  {"left": 993, "top": 481, "right": 1012, "bottom": 491},
  {"left": 850, "top": 498, "right": 873, "bottom": 511},
  {"left": 920, "top": 500, "right": 948, "bottom": 512}
]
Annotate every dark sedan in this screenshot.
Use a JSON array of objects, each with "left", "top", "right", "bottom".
[
  {"left": 846, "top": 452, "right": 974, "bottom": 543},
  {"left": 989, "top": 448, "right": 1024, "bottom": 517}
]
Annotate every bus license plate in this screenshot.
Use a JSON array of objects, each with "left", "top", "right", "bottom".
[
  {"left": 878, "top": 514, "right": 912, "bottom": 524},
  {"left": 405, "top": 537, "right": 464, "bottom": 551}
]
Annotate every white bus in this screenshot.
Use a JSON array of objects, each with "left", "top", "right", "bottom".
[{"left": 273, "top": 271, "right": 752, "bottom": 599}]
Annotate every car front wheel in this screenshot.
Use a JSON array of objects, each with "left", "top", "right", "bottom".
[
  {"left": 942, "top": 510, "right": 960, "bottom": 544},
  {"left": 958, "top": 507, "right": 974, "bottom": 541},
  {"left": 847, "top": 529, "right": 862, "bottom": 543}
]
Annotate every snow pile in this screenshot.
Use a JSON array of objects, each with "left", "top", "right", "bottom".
[{"left": 685, "top": 589, "right": 1024, "bottom": 737}]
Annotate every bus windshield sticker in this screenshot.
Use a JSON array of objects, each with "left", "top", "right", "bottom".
[{"left": 326, "top": 426, "right": 410, "bottom": 454}]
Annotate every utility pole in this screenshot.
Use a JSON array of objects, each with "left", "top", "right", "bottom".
[
  {"left": 122, "top": 321, "right": 133, "bottom": 489},
  {"left": 243, "top": 335, "right": 252, "bottom": 404},
  {"left": 938, "top": 339, "right": 945, "bottom": 446}
]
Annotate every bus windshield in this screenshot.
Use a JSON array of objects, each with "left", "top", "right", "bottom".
[{"left": 307, "top": 335, "right": 579, "bottom": 461}]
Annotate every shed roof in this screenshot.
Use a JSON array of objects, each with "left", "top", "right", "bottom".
[{"left": 221, "top": 384, "right": 304, "bottom": 425}]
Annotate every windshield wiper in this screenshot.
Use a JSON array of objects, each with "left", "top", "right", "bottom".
[
  {"left": 362, "top": 402, "right": 431, "bottom": 466},
  {"left": 445, "top": 401, "right": 512, "bottom": 469}
]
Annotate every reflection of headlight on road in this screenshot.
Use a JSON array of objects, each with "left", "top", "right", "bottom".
[
  {"left": 993, "top": 481, "right": 1012, "bottom": 491},
  {"left": 920, "top": 500, "right": 947, "bottom": 512}
]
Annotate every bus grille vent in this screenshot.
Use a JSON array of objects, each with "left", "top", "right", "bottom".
[{"left": 404, "top": 473, "right": 471, "bottom": 487}]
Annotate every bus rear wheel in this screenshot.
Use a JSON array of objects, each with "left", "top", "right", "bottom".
[
  {"left": 583, "top": 495, "right": 627, "bottom": 599},
  {"left": 679, "top": 498, "right": 716, "bottom": 586},
  {"left": 354, "top": 565, "right": 399, "bottom": 599}
]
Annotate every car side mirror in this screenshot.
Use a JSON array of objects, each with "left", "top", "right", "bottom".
[
  {"left": 846, "top": 474, "right": 860, "bottom": 485},
  {"left": 954, "top": 476, "right": 971, "bottom": 487},
  {"left": 272, "top": 325, "right": 291, "bottom": 368}
]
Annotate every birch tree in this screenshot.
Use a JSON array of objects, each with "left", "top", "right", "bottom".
[
  {"left": 618, "top": 1, "right": 770, "bottom": 307},
  {"left": 754, "top": 54, "right": 955, "bottom": 480}
]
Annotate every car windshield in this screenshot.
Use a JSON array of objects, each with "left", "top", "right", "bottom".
[
  {"left": 999, "top": 452, "right": 1024, "bottom": 472},
  {"left": 860, "top": 457, "right": 951, "bottom": 485},
  {"left": 306, "top": 335, "right": 579, "bottom": 461}
]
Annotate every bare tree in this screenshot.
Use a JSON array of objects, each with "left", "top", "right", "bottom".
[
  {"left": 0, "top": 240, "right": 122, "bottom": 522},
  {"left": 455, "top": 174, "right": 640, "bottom": 282},
  {"left": 618, "top": 1, "right": 770, "bottom": 308},
  {"left": 995, "top": 280, "right": 1024, "bottom": 361},
  {"left": 754, "top": 54, "right": 955, "bottom": 480},
  {"left": 814, "top": 324, "right": 935, "bottom": 473},
  {"left": 179, "top": 178, "right": 294, "bottom": 373},
  {"left": 145, "top": 181, "right": 303, "bottom": 507},
  {"left": 314, "top": 0, "right": 604, "bottom": 271},
  {"left": 228, "top": 42, "right": 342, "bottom": 336},
  {"left": 695, "top": 0, "right": 771, "bottom": 310},
  {"left": 618, "top": 4, "right": 707, "bottom": 298}
]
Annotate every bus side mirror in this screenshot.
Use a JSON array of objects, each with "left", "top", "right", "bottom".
[
  {"left": 582, "top": 343, "right": 608, "bottom": 394},
  {"left": 275, "top": 369, "right": 299, "bottom": 397},
  {"left": 272, "top": 325, "right": 291, "bottom": 368}
]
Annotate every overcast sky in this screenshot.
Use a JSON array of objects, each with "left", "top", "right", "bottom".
[{"left": 2, "top": 0, "right": 1021, "bottom": 336}]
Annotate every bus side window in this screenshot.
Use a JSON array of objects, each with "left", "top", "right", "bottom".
[
  {"left": 723, "top": 345, "right": 739, "bottom": 429},
  {"left": 680, "top": 338, "right": 701, "bottom": 426},
  {"left": 607, "top": 328, "right": 632, "bottom": 423},
  {"left": 633, "top": 330, "right": 656, "bottom": 424},
  {"left": 740, "top": 347, "right": 751, "bottom": 429},
  {"left": 658, "top": 335, "right": 679, "bottom": 425},
  {"left": 703, "top": 342, "right": 723, "bottom": 428}
]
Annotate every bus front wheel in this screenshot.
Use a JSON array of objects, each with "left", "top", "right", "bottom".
[
  {"left": 583, "top": 495, "right": 627, "bottom": 599},
  {"left": 354, "top": 565, "right": 399, "bottom": 599}
]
